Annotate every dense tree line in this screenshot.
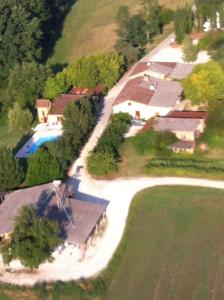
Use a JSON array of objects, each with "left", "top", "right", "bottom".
[
  {"left": 0, "top": 0, "right": 69, "bottom": 87},
  {"left": 195, "top": 0, "right": 224, "bottom": 31},
  {"left": 44, "top": 52, "right": 125, "bottom": 99},
  {"left": 114, "top": 1, "right": 174, "bottom": 65}
]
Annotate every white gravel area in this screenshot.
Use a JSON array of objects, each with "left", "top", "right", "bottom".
[
  {"left": 150, "top": 45, "right": 210, "bottom": 64},
  {"left": 1, "top": 176, "right": 224, "bottom": 286}
]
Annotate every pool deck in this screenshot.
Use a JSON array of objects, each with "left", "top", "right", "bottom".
[{"left": 16, "top": 128, "right": 63, "bottom": 158}]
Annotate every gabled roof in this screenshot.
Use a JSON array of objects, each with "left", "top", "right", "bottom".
[
  {"left": 69, "top": 84, "right": 104, "bottom": 96},
  {"left": 113, "top": 76, "right": 183, "bottom": 108},
  {"left": 0, "top": 183, "right": 108, "bottom": 245},
  {"left": 167, "top": 111, "right": 208, "bottom": 119},
  {"left": 50, "top": 94, "right": 82, "bottom": 115},
  {"left": 130, "top": 62, "right": 177, "bottom": 77},
  {"left": 36, "top": 99, "right": 51, "bottom": 108},
  {"left": 154, "top": 117, "right": 201, "bottom": 132},
  {"left": 130, "top": 61, "right": 194, "bottom": 80}
]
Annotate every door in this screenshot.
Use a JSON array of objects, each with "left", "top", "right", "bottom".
[{"left": 135, "top": 111, "right": 141, "bottom": 119}]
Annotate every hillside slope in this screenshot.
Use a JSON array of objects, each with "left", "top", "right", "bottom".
[{"left": 48, "top": 0, "right": 191, "bottom": 65}]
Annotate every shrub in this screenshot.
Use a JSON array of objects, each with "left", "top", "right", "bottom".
[
  {"left": 87, "top": 113, "right": 131, "bottom": 176},
  {"left": 87, "top": 152, "right": 118, "bottom": 176},
  {"left": 132, "top": 130, "right": 176, "bottom": 155}
]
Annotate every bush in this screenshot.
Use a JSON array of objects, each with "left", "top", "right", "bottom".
[
  {"left": 87, "top": 152, "right": 118, "bottom": 176},
  {"left": 87, "top": 113, "right": 131, "bottom": 176},
  {"left": 132, "top": 130, "right": 176, "bottom": 155}
]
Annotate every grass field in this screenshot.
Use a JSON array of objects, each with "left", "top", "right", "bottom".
[
  {"left": 0, "top": 118, "right": 26, "bottom": 150},
  {"left": 2, "top": 186, "right": 223, "bottom": 300},
  {"left": 107, "top": 186, "right": 224, "bottom": 300},
  {"left": 48, "top": 0, "right": 192, "bottom": 66}
]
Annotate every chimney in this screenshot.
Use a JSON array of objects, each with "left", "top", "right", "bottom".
[
  {"left": 143, "top": 74, "right": 150, "bottom": 82},
  {"left": 149, "top": 82, "right": 157, "bottom": 92}
]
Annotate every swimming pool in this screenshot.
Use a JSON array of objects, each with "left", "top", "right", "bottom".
[{"left": 26, "top": 135, "right": 59, "bottom": 154}]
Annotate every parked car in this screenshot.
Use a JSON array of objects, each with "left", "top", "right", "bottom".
[{"left": 131, "top": 119, "right": 146, "bottom": 126}]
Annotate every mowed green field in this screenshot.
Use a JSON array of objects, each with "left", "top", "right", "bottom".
[
  {"left": 107, "top": 186, "right": 224, "bottom": 300},
  {"left": 48, "top": 0, "right": 192, "bottom": 65}
]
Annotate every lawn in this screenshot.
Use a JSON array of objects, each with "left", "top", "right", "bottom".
[
  {"left": 117, "top": 131, "right": 224, "bottom": 180},
  {"left": 1, "top": 186, "right": 224, "bottom": 300},
  {"left": 0, "top": 118, "right": 27, "bottom": 150},
  {"left": 48, "top": 0, "right": 192, "bottom": 66},
  {"left": 107, "top": 186, "right": 224, "bottom": 300}
]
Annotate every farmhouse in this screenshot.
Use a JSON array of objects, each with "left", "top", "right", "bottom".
[
  {"left": 0, "top": 182, "right": 107, "bottom": 255},
  {"left": 36, "top": 85, "right": 103, "bottom": 124},
  {"left": 113, "top": 75, "right": 183, "bottom": 120},
  {"left": 129, "top": 61, "right": 194, "bottom": 80},
  {"left": 154, "top": 111, "right": 207, "bottom": 153}
]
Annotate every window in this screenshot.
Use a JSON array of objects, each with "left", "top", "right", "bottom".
[{"left": 128, "top": 102, "right": 132, "bottom": 106}]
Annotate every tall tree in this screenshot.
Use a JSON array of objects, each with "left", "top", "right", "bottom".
[
  {"left": 62, "top": 98, "right": 96, "bottom": 157},
  {"left": 174, "top": 5, "right": 193, "bottom": 44},
  {"left": 127, "top": 15, "right": 147, "bottom": 47},
  {"left": 3, "top": 62, "right": 50, "bottom": 111},
  {"left": 182, "top": 35, "right": 198, "bottom": 62},
  {"left": 8, "top": 103, "right": 33, "bottom": 132},
  {"left": 115, "top": 5, "right": 130, "bottom": 41},
  {"left": 26, "top": 146, "right": 65, "bottom": 186},
  {"left": 182, "top": 61, "right": 224, "bottom": 104},
  {"left": 1, "top": 206, "right": 61, "bottom": 269},
  {"left": 0, "top": 146, "right": 24, "bottom": 191},
  {"left": 141, "top": 0, "right": 161, "bottom": 42}
]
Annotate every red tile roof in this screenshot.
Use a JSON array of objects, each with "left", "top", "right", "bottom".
[
  {"left": 68, "top": 84, "right": 104, "bottom": 96},
  {"left": 50, "top": 94, "right": 82, "bottom": 115},
  {"left": 113, "top": 77, "right": 154, "bottom": 106},
  {"left": 113, "top": 76, "right": 182, "bottom": 108},
  {"left": 130, "top": 61, "right": 177, "bottom": 77},
  {"left": 36, "top": 99, "right": 51, "bottom": 108},
  {"left": 167, "top": 111, "right": 208, "bottom": 119}
]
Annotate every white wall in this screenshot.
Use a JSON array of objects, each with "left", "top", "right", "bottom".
[
  {"left": 113, "top": 100, "right": 171, "bottom": 120},
  {"left": 130, "top": 70, "right": 165, "bottom": 80}
]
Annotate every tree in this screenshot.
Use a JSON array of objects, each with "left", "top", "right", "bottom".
[
  {"left": 160, "top": 7, "right": 174, "bottom": 26},
  {"left": 62, "top": 98, "right": 96, "bottom": 157},
  {"left": 115, "top": 5, "right": 130, "bottom": 41},
  {"left": 0, "top": 146, "right": 24, "bottom": 191},
  {"left": 141, "top": 0, "right": 161, "bottom": 42},
  {"left": 182, "top": 61, "right": 224, "bottom": 104},
  {"left": 44, "top": 70, "right": 69, "bottom": 100},
  {"left": 127, "top": 15, "right": 147, "bottom": 47},
  {"left": 182, "top": 35, "right": 198, "bottom": 62},
  {"left": 3, "top": 62, "right": 51, "bottom": 110},
  {"left": 1, "top": 206, "right": 61, "bottom": 269},
  {"left": 8, "top": 103, "right": 33, "bottom": 132},
  {"left": 114, "top": 39, "right": 139, "bottom": 66},
  {"left": 26, "top": 146, "right": 65, "bottom": 186},
  {"left": 95, "top": 52, "right": 125, "bottom": 89},
  {"left": 174, "top": 5, "right": 193, "bottom": 44}
]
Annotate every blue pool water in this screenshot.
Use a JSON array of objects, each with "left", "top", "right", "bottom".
[{"left": 27, "top": 136, "right": 59, "bottom": 154}]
